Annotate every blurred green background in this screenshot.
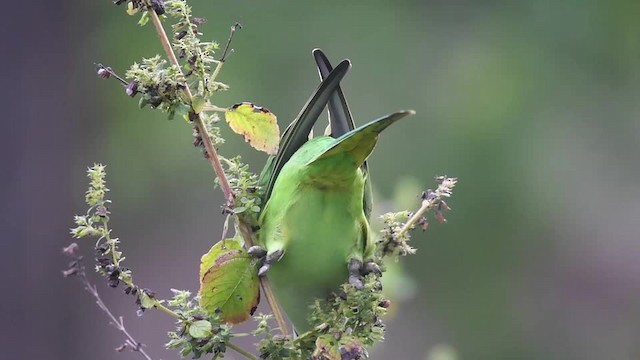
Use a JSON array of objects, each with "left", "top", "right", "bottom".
[{"left": 5, "top": 0, "right": 640, "bottom": 359}]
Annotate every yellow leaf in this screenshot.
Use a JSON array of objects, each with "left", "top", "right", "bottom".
[{"left": 225, "top": 102, "right": 280, "bottom": 155}]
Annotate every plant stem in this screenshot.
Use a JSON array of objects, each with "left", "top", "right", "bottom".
[
  {"left": 202, "top": 104, "right": 228, "bottom": 113},
  {"left": 227, "top": 342, "right": 258, "bottom": 360},
  {"left": 238, "top": 221, "right": 290, "bottom": 337},
  {"left": 397, "top": 177, "right": 457, "bottom": 238},
  {"left": 396, "top": 198, "right": 431, "bottom": 238},
  {"left": 77, "top": 268, "right": 154, "bottom": 360},
  {"left": 146, "top": 6, "right": 290, "bottom": 337},
  {"left": 154, "top": 302, "right": 180, "bottom": 318},
  {"left": 148, "top": 8, "right": 234, "bottom": 203}
]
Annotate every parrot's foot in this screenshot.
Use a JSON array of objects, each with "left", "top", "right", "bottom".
[
  {"left": 348, "top": 259, "right": 364, "bottom": 289},
  {"left": 348, "top": 259, "right": 382, "bottom": 289},
  {"left": 247, "top": 245, "right": 267, "bottom": 258},
  {"left": 252, "top": 248, "right": 284, "bottom": 277}
]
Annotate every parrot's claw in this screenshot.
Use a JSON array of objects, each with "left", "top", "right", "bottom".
[
  {"left": 349, "top": 274, "right": 364, "bottom": 289},
  {"left": 257, "top": 249, "right": 285, "bottom": 277},
  {"left": 258, "top": 263, "right": 271, "bottom": 277},
  {"left": 347, "top": 259, "right": 382, "bottom": 289},
  {"left": 247, "top": 245, "right": 267, "bottom": 258},
  {"left": 362, "top": 261, "right": 382, "bottom": 276},
  {"left": 348, "top": 258, "right": 364, "bottom": 289}
]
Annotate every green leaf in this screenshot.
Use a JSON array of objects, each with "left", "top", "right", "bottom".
[
  {"left": 191, "top": 95, "right": 207, "bottom": 114},
  {"left": 198, "top": 239, "right": 260, "bottom": 324},
  {"left": 138, "top": 12, "right": 149, "bottom": 26},
  {"left": 225, "top": 102, "right": 280, "bottom": 155},
  {"left": 138, "top": 292, "right": 156, "bottom": 309},
  {"left": 199, "top": 238, "right": 243, "bottom": 280},
  {"left": 313, "top": 335, "right": 340, "bottom": 360},
  {"left": 189, "top": 320, "right": 212, "bottom": 339}
]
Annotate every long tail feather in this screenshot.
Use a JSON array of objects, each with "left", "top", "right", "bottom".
[
  {"left": 261, "top": 59, "right": 351, "bottom": 201},
  {"left": 313, "top": 49, "right": 354, "bottom": 137}
]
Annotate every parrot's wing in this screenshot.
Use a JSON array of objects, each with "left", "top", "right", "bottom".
[
  {"left": 312, "top": 49, "right": 374, "bottom": 219},
  {"left": 308, "top": 110, "right": 415, "bottom": 167},
  {"left": 258, "top": 59, "right": 352, "bottom": 202}
]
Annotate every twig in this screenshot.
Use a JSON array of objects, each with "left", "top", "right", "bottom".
[
  {"left": 71, "top": 258, "right": 154, "bottom": 360},
  {"left": 144, "top": 5, "right": 290, "bottom": 338},
  {"left": 397, "top": 177, "right": 458, "bottom": 238},
  {"left": 147, "top": 7, "right": 234, "bottom": 204},
  {"left": 227, "top": 342, "right": 258, "bottom": 360}
]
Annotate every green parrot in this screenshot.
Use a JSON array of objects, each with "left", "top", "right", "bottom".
[{"left": 255, "top": 49, "right": 414, "bottom": 333}]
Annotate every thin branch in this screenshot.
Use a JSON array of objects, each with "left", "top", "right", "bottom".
[
  {"left": 147, "top": 8, "right": 234, "bottom": 204},
  {"left": 238, "top": 222, "right": 290, "bottom": 337},
  {"left": 202, "top": 104, "right": 228, "bottom": 113},
  {"left": 227, "top": 342, "right": 258, "bottom": 360},
  {"left": 397, "top": 177, "right": 458, "bottom": 238},
  {"left": 73, "top": 261, "right": 154, "bottom": 360},
  {"left": 145, "top": 6, "right": 290, "bottom": 337}
]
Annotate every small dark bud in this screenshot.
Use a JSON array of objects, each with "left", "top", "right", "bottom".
[
  {"left": 149, "top": 0, "right": 165, "bottom": 15},
  {"left": 96, "top": 66, "right": 112, "bottom": 79},
  {"left": 108, "top": 271, "right": 120, "bottom": 288},
  {"left": 62, "top": 243, "right": 80, "bottom": 257},
  {"left": 188, "top": 55, "right": 197, "bottom": 65},
  {"left": 379, "top": 299, "right": 391, "bottom": 309},
  {"left": 417, "top": 217, "right": 429, "bottom": 231},
  {"left": 124, "top": 286, "right": 133, "bottom": 295},
  {"left": 214, "top": 308, "right": 222, "bottom": 314},
  {"left": 188, "top": 111, "right": 199, "bottom": 122},
  {"left": 96, "top": 242, "right": 109, "bottom": 254},
  {"left": 247, "top": 186, "right": 258, "bottom": 193},
  {"left": 176, "top": 30, "right": 188, "bottom": 40},
  {"left": 113, "top": 0, "right": 128, "bottom": 5},
  {"left": 125, "top": 81, "right": 139, "bottom": 97}
]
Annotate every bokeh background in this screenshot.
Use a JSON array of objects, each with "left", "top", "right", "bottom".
[{"left": 4, "top": 0, "right": 640, "bottom": 359}]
